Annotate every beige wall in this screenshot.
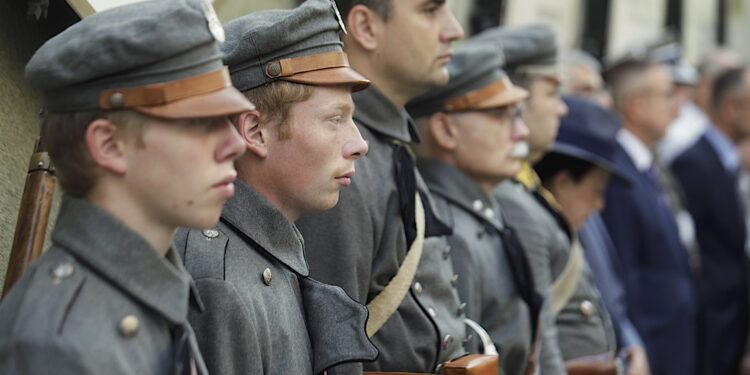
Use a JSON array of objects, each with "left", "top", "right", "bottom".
[{"left": 0, "top": 2, "right": 66, "bottom": 288}]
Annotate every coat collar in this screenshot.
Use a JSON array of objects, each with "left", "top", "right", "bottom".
[
  {"left": 352, "top": 85, "right": 421, "bottom": 144},
  {"left": 220, "top": 180, "right": 309, "bottom": 276},
  {"left": 51, "top": 196, "right": 202, "bottom": 325},
  {"left": 417, "top": 158, "right": 504, "bottom": 231}
]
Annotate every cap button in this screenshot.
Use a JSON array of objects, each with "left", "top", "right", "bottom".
[
  {"left": 109, "top": 92, "right": 124, "bottom": 108},
  {"left": 262, "top": 268, "right": 273, "bottom": 286},
  {"left": 119, "top": 315, "right": 140, "bottom": 338},
  {"left": 472, "top": 200, "right": 484, "bottom": 212},
  {"left": 266, "top": 62, "right": 282, "bottom": 78}
]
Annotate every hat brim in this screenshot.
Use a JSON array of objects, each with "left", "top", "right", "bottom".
[
  {"left": 283, "top": 66, "right": 371, "bottom": 93},
  {"left": 553, "top": 143, "right": 633, "bottom": 186},
  {"left": 134, "top": 85, "right": 255, "bottom": 120},
  {"left": 471, "top": 85, "right": 529, "bottom": 110}
]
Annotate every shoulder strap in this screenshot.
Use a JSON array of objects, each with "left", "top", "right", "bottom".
[
  {"left": 366, "top": 193, "right": 425, "bottom": 337},
  {"left": 549, "top": 239, "right": 584, "bottom": 315}
]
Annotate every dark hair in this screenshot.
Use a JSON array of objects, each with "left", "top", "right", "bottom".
[
  {"left": 335, "top": 0, "right": 392, "bottom": 21},
  {"left": 534, "top": 152, "right": 597, "bottom": 187},
  {"left": 711, "top": 66, "right": 748, "bottom": 110}
]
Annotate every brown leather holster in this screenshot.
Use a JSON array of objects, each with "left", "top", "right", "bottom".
[
  {"left": 565, "top": 353, "right": 621, "bottom": 375},
  {"left": 363, "top": 353, "right": 499, "bottom": 375}
]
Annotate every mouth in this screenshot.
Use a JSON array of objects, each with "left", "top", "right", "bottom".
[
  {"left": 335, "top": 170, "right": 355, "bottom": 187},
  {"left": 212, "top": 173, "right": 237, "bottom": 198},
  {"left": 437, "top": 51, "right": 453, "bottom": 65}
]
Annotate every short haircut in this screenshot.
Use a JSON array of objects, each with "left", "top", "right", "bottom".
[
  {"left": 240, "top": 80, "right": 314, "bottom": 139},
  {"left": 711, "top": 66, "right": 748, "bottom": 110},
  {"left": 535, "top": 152, "right": 597, "bottom": 187},
  {"left": 335, "top": 0, "right": 393, "bottom": 21},
  {"left": 42, "top": 110, "right": 145, "bottom": 197},
  {"left": 562, "top": 50, "right": 603, "bottom": 73},
  {"left": 606, "top": 60, "right": 657, "bottom": 112}
]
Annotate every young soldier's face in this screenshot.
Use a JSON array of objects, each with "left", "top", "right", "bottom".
[
  {"left": 264, "top": 85, "right": 368, "bottom": 217},
  {"left": 377, "top": 0, "right": 464, "bottom": 95},
  {"left": 123, "top": 117, "right": 245, "bottom": 229},
  {"left": 554, "top": 167, "right": 610, "bottom": 230},
  {"left": 450, "top": 105, "right": 529, "bottom": 191}
]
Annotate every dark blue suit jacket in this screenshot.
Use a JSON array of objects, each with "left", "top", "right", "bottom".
[
  {"left": 670, "top": 134, "right": 748, "bottom": 375},
  {"left": 602, "top": 144, "right": 696, "bottom": 375}
]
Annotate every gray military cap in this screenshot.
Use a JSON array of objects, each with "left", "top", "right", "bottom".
[
  {"left": 25, "top": 0, "right": 253, "bottom": 119},
  {"left": 467, "top": 24, "right": 560, "bottom": 79},
  {"left": 407, "top": 44, "right": 528, "bottom": 118},
  {"left": 222, "top": 0, "right": 369, "bottom": 93}
]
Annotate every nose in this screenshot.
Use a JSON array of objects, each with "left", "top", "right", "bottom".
[
  {"left": 216, "top": 119, "right": 246, "bottom": 162},
  {"left": 343, "top": 119, "right": 368, "bottom": 160},
  {"left": 439, "top": 7, "right": 464, "bottom": 43},
  {"left": 512, "top": 117, "right": 530, "bottom": 141}
]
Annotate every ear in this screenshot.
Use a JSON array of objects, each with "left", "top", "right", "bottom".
[
  {"left": 428, "top": 112, "right": 459, "bottom": 151},
  {"left": 345, "top": 4, "right": 381, "bottom": 52},
  {"left": 85, "top": 118, "right": 127, "bottom": 175},
  {"left": 549, "top": 170, "right": 574, "bottom": 196},
  {"left": 236, "top": 110, "right": 268, "bottom": 159}
]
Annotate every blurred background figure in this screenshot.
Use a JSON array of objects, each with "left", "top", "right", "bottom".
[
  {"left": 670, "top": 66, "right": 750, "bottom": 375},
  {"left": 562, "top": 50, "right": 613, "bottom": 109},
  {"left": 602, "top": 58, "right": 697, "bottom": 375}
]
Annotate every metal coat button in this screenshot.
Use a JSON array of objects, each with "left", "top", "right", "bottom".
[
  {"left": 427, "top": 307, "right": 437, "bottom": 318},
  {"left": 580, "top": 300, "right": 595, "bottom": 318},
  {"left": 262, "top": 268, "right": 273, "bottom": 286},
  {"left": 413, "top": 281, "right": 423, "bottom": 295},
  {"left": 472, "top": 200, "right": 484, "bottom": 211},
  {"left": 443, "top": 245, "right": 451, "bottom": 260},
  {"left": 119, "top": 315, "right": 140, "bottom": 338},
  {"left": 483, "top": 208, "right": 494, "bottom": 219},
  {"left": 202, "top": 229, "right": 219, "bottom": 239},
  {"left": 50, "top": 262, "right": 74, "bottom": 283},
  {"left": 451, "top": 273, "right": 459, "bottom": 287},
  {"left": 442, "top": 334, "right": 454, "bottom": 349},
  {"left": 457, "top": 302, "right": 467, "bottom": 316}
]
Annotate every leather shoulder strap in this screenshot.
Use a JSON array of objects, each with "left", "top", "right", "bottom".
[
  {"left": 549, "top": 239, "right": 584, "bottom": 315},
  {"left": 366, "top": 193, "right": 425, "bottom": 337}
]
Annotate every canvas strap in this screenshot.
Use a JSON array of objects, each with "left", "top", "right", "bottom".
[
  {"left": 550, "top": 239, "right": 584, "bottom": 315},
  {"left": 366, "top": 193, "right": 426, "bottom": 337}
]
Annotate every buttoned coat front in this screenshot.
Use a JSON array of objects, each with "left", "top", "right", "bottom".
[
  {"left": 0, "top": 197, "right": 208, "bottom": 375},
  {"left": 418, "top": 159, "right": 536, "bottom": 375},
  {"left": 173, "top": 181, "right": 377, "bottom": 375},
  {"left": 296, "top": 86, "right": 468, "bottom": 373},
  {"left": 495, "top": 180, "right": 617, "bottom": 371}
]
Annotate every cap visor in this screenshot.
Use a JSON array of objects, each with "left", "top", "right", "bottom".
[
  {"left": 473, "top": 85, "right": 529, "bottom": 110},
  {"left": 553, "top": 144, "right": 634, "bottom": 186},
  {"left": 283, "top": 67, "right": 371, "bottom": 92},
  {"left": 134, "top": 85, "right": 254, "bottom": 120}
]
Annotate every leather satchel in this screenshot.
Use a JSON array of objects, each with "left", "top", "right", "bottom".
[
  {"left": 565, "top": 353, "right": 622, "bottom": 375},
  {"left": 363, "top": 353, "right": 499, "bottom": 375}
]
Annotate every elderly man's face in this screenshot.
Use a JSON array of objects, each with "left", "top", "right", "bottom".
[
  {"left": 632, "top": 65, "right": 677, "bottom": 144},
  {"left": 565, "top": 66, "right": 612, "bottom": 109}
]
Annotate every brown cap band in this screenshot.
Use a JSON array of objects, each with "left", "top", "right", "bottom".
[
  {"left": 98, "top": 68, "right": 232, "bottom": 110},
  {"left": 265, "top": 51, "right": 349, "bottom": 79},
  {"left": 442, "top": 76, "right": 528, "bottom": 112}
]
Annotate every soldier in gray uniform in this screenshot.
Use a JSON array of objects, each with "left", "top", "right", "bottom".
[
  {"left": 474, "top": 26, "right": 629, "bottom": 373},
  {"left": 295, "top": 0, "right": 472, "bottom": 373},
  {"left": 172, "top": 1, "right": 378, "bottom": 374},
  {"left": 407, "top": 45, "right": 545, "bottom": 375},
  {"left": 0, "top": 0, "right": 254, "bottom": 373}
]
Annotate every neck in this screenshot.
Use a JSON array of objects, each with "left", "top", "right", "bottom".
[
  {"left": 87, "top": 183, "right": 174, "bottom": 257},
  {"left": 239, "top": 171, "right": 300, "bottom": 222},
  {"left": 346, "top": 51, "right": 418, "bottom": 107},
  {"left": 711, "top": 116, "right": 738, "bottom": 142},
  {"left": 622, "top": 121, "right": 656, "bottom": 149}
]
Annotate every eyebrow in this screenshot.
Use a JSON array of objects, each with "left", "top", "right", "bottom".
[{"left": 421, "top": 0, "right": 447, "bottom": 6}]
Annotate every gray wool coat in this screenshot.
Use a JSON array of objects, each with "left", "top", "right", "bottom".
[
  {"left": 494, "top": 180, "right": 617, "bottom": 371},
  {"left": 0, "top": 196, "right": 208, "bottom": 375},
  {"left": 418, "top": 159, "right": 537, "bottom": 375},
  {"left": 296, "top": 86, "right": 468, "bottom": 373},
  {"left": 173, "top": 181, "right": 378, "bottom": 375}
]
